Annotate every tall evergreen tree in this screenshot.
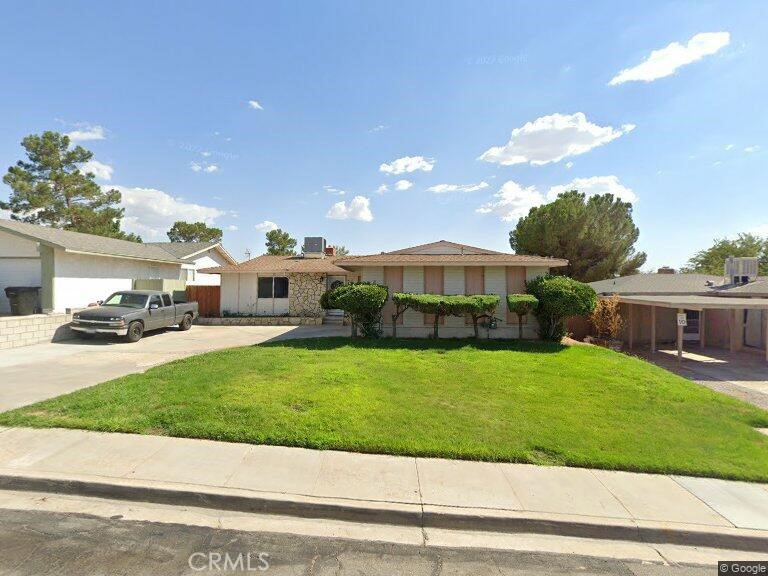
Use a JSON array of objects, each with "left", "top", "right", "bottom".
[
  {"left": 167, "top": 221, "right": 223, "bottom": 243},
  {"left": 1, "top": 131, "right": 140, "bottom": 241},
  {"left": 265, "top": 229, "right": 297, "bottom": 255},
  {"left": 510, "top": 191, "right": 646, "bottom": 282}
]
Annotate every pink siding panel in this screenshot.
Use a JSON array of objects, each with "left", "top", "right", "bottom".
[
  {"left": 464, "top": 266, "right": 484, "bottom": 324},
  {"left": 506, "top": 267, "right": 527, "bottom": 324},
  {"left": 382, "top": 266, "right": 404, "bottom": 325},
  {"left": 423, "top": 266, "right": 444, "bottom": 325}
]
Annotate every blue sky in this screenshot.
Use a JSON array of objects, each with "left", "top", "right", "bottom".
[{"left": 0, "top": 1, "right": 764, "bottom": 269}]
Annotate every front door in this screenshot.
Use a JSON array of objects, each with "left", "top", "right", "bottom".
[
  {"left": 683, "top": 310, "right": 700, "bottom": 341},
  {"left": 326, "top": 276, "right": 345, "bottom": 316}
]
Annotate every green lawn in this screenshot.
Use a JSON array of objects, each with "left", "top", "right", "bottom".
[{"left": 2, "top": 338, "right": 767, "bottom": 481}]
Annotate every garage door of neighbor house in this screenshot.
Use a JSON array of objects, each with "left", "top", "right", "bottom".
[{"left": 186, "top": 286, "right": 220, "bottom": 317}]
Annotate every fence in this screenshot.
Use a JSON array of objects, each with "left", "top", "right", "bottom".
[{"left": 186, "top": 286, "right": 220, "bottom": 317}]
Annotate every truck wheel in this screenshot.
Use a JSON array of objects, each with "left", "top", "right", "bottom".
[
  {"left": 126, "top": 321, "right": 144, "bottom": 343},
  {"left": 179, "top": 313, "right": 193, "bottom": 331}
]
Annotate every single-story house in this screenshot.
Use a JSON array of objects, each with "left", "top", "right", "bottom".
[
  {"left": 146, "top": 242, "right": 236, "bottom": 285},
  {"left": 587, "top": 257, "right": 768, "bottom": 359},
  {"left": 0, "top": 219, "right": 234, "bottom": 313},
  {"left": 202, "top": 238, "right": 567, "bottom": 337}
]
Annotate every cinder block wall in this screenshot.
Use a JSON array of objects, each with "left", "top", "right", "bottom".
[{"left": 0, "top": 313, "right": 74, "bottom": 350}]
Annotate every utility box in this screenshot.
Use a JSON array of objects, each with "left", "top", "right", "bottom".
[{"left": 302, "top": 237, "right": 326, "bottom": 258}]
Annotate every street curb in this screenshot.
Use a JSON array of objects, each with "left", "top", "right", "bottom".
[{"left": 1, "top": 472, "right": 767, "bottom": 552}]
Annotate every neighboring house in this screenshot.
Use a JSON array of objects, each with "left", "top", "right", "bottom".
[
  {"left": 147, "top": 242, "right": 236, "bottom": 285},
  {"left": 202, "top": 238, "right": 567, "bottom": 337},
  {"left": 0, "top": 219, "right": 235, "bottom": 313},
  {"left": 588, "top": 258, "right": 768, "bottom": 357}
]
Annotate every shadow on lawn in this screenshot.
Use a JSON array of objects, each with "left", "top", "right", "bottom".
[{"left": 257, "top": 336, "right": 568, "bottom": 354}]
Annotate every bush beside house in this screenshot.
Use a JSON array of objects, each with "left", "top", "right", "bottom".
[{"left": 526, "top": 276, "right": 597, "bottom": 341}]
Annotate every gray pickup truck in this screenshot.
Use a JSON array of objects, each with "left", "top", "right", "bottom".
[{"left": 70, "top": 290, "right": 199, "bottom": 342}]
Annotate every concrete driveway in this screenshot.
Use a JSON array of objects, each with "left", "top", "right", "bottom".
[
  {"left": 0, "top": 325, "right": 346, "bottom": 412},
  {"left": 638, "top": 346, "right": 768, "bottom": 410}
]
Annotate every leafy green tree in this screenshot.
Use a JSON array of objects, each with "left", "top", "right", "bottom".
[
  {"left": 527, "top": 275, "right": 597, "bottom": 341},
  {"left": 1, "top": 131, "right": 140, "bottom": 241},
  {"left": 321, "top": 282, "right": 388, "bottom": 338},
  {"left": 265, "top": 229, "right": 297, "bottom": 255},
  {"left": 506, "top": 294, "right": 539, "bottom": 339},
  {"left": 334, "top": 245, "right": 350, "bottom": 256},
  {"left": 682, "top": 233, "right": 768, "bottom": 276},
  {"left": 391, "top": 293, "right": 499, "bottom": 338},
  {"left": 510, "top": 191, "right": 646, "bottom": 282},
  {"left": 167, "top": 221, "right": 222, "bottom": 243}
]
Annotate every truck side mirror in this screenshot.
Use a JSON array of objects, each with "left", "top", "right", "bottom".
[{"left": 149, "top": 303, "right": 159, "bottom": 310}]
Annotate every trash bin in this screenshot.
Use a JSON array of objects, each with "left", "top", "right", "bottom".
[{"left": 4, "top": 286, "right": 41, "bottom": 316}]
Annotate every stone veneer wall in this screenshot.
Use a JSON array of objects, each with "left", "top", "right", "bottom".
[
  {"left": 0, "top": 312, "right": 74, "bottom": 350},
  {"left": 288, "top": 273, "right": 326, "bottom": 318}
]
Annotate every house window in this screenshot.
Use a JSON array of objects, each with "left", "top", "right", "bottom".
[
  {"left": 274, "top": 277, "right": 289, "bottom": 298},
  {"left": 258, "top": 276, "right": 289, "bottom": 298},
  {"left": 258, "top": 277, "right": 274, "bottom": 298}
]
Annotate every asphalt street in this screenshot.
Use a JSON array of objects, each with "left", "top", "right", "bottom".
[{"left": 0, "top": 508, "right": 714, "bottom": 576}]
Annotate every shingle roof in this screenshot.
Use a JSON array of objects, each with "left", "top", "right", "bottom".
[
  {"left": 147, "top": 241, "right": 218, "bottom": 258},
  {"left": 589, "top": 273, "right": 725, "bottom": 295},
  {"left": 201, "top": 255, "right": 350, "bottom": 275},
  {"left": 716, "top": 278, "right": 768, "bottom": 296},
  {"left": 385, "top": 240, "right": 505, "bottom": 255},
  {"left": 0, "top": 219, "right": 183, "bottom": 263},
  {"left": 335, "top": 253, "right": 568, "bottom": 266},
  {"left": 146, "top": 241, "right": 237, "bottom": 264}
]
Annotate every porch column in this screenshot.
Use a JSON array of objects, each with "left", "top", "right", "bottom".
[
  {"left": 677, "top": 308, "right": 684, "bottom": 363},
  {"left": 764, "top": 310, "right": 768, "bottom": 363},
  {"left": 628, "top": 303, "right": 634, "bottom": 350},
  {"left": 650, "top": 305, "right": 656, "bottom": 353},
  {"left": 729, "top": 309, "right": 744, "bottom": 353},
  {"left": 699, "top": 309, "right": 706, "bottom": 350}
]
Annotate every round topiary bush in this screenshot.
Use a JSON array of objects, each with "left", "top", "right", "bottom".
[
  {"left": 320, "top": 282, "right": 388, "bottom": 338},
  {"left": 526, "top": 276, "right": 597, "bottom": 341}
]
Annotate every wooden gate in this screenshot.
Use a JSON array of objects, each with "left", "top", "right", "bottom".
[{"left": 186, "top": 285, "right": 220, "bottom": 317}]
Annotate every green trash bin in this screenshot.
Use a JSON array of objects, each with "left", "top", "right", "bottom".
[{"left": 4, "top": 286, "right": 41, "bottom": 316}]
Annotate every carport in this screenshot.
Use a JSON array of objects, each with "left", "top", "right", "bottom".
[{"left": 614, "top": 295, "right": 768, "bottom": 363}]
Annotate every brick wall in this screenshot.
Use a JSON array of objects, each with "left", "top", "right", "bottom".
[{"left": 0, "top": 313, "right": 74, "bottom": 350}]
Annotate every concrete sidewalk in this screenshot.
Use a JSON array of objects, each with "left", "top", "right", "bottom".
[{"left": 1, "top": 427, "right": 767, "bottom": 551}]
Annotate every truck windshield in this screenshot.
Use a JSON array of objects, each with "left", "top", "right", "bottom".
[{"left": 102, "top": 293, "right": 149, "bottom": 309}]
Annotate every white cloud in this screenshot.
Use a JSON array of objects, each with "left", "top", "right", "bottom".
[
  {"left": 369, "top": 124, "right": 389, "bottom": 133},
  {"left": 479, "top": 113, "right": 634, "bottom": 166},
  {"left": 745, "top": 145, "right": 760, "bottom": 153},
  {"left": 66, "top": 124, "right": 106, "bottom": 142},
  {"left": 248, "top": 100, "right": 264, "bottom": 110},
  {"left": 323, "top": 185, "right": 346, "bottom": 196},
  {"left": 112, "top": 185, "right": 225, "bottom": 239},
  {"left": 80, "top": 160, "right": 113, "bottom": 181},
  {"left": 565, "top": 161, "right": 574, "bottom": 169},
  {"left": 326, "top": 196, "right": 373, "bottom": 222},
  {"left": 477, "top": 175, "right": 638, "bottom": 222},
  {"left": 476, "top": 180, "right": 545, "bottom": 222},
  {"left": 725, "top": 144, "right": 734, "bottom": 151},
  {"left": 379, "top": 155, "right": 435, "bottom": 175},
  {"left": 546, "top": 175, "right": 638, "bottom": 203},
  {"left": 427, "top": 181, "right": 489, "bottom": 194},
  {"left": 254, "top": 220, "right": 279, "bottom": 232},
  {"left": 394, "top": 179, "right": 413, "bottom": 191},
  {"left": 375, "top": 184, "right": 389, "bottom": 194},
  {"left": 191, "top": 161, "right": 219, "bottom": 173},
  {"left": 226, "top": 225, "right": 239, "bottom": 231},
  {"left": 609, "top": 32, "right": 730, "bottom": 85}
]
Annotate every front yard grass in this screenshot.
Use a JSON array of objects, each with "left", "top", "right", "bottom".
[{"left": 2, "top": 338, "right": 767, "bottom": 481}]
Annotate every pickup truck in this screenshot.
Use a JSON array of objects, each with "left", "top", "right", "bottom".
[{"left": 70, "top": 290, "right": 199, "bottom": 342}]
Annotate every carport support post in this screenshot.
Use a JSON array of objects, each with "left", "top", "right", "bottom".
[
  {"left": 699, "top": 309, "right": 706, "bottom": 350},
  {"left": 628, "top": 303, "right": 634, "bottom": 350},
  {"left": 765, "top": 310, "right": 768, "bottom": 363},
  {"left": 650, "top": 305, "right": 656, "bottom": 353},
  {"left": 677, "top": 308, "right": 684, "bottom": 364}
]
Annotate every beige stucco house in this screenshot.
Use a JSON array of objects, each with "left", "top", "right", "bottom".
[{"left": 202, "top": 239, "right": 567, "bottom": 337}]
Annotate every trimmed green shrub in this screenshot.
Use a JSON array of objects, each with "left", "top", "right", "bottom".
[
  {"left": 320, "top": 282, "right": 388, "bottom": 338},
  {"left": 390, "top": 293, "right": 499, "bottom": 338},
  {"left": 506, "top": 294, "right": 539, "bottom": 339},
  {"left": 526, "top": 275, "right": 597, "bottom": 341}
]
